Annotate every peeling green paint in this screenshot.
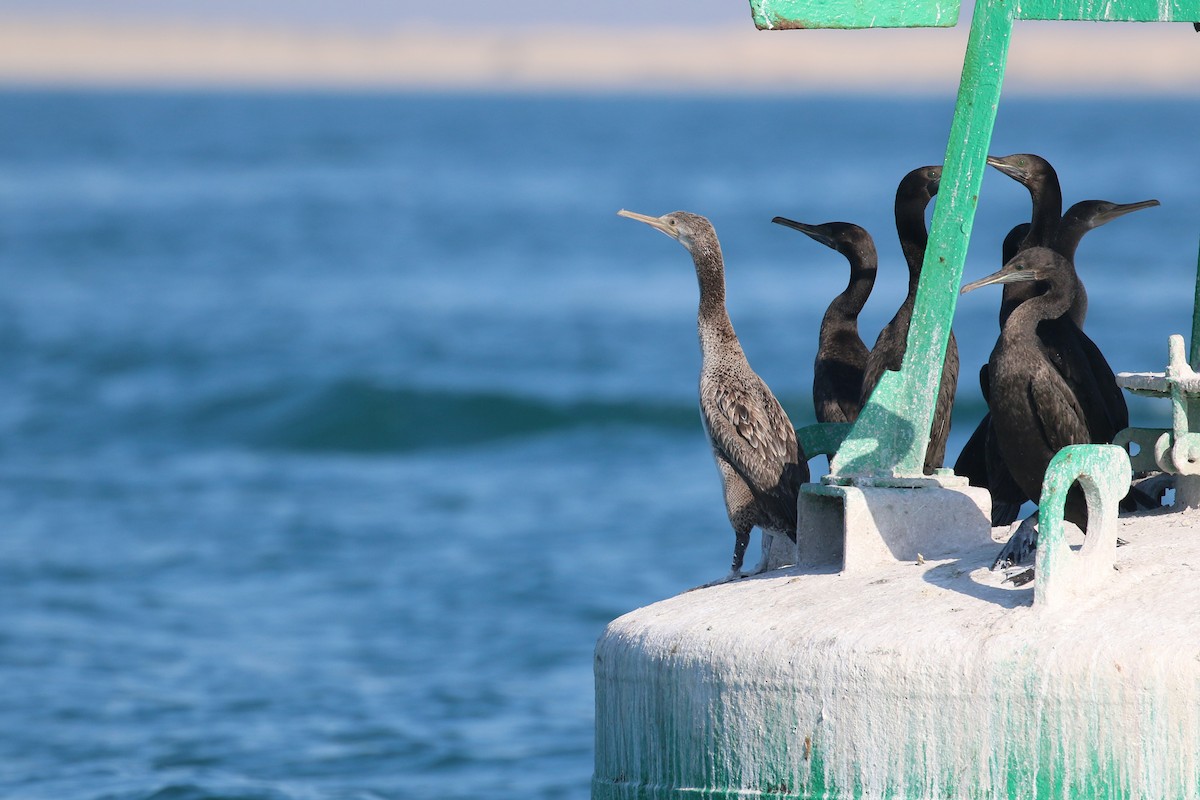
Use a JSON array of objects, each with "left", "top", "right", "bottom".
[
  {"left": 1034, "top": 444, "right": 1131, "bottom": 607},
  {"left": 749, "top": 0, "right": 960, "bottom": 29}
]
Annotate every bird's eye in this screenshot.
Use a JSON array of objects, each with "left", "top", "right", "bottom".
[
  {"left": 669, "top": 219, "right": 677, "bottom": 226},
  {"left": 1017, "top": 158, "right": 1027, "bottom": 167}
]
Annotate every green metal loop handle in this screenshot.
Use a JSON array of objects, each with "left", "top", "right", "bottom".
[{"left": 1035, "top": 444, "right": 1132, "bottom": 607}]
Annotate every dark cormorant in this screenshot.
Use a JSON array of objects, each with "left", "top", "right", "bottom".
[
  {"left": 987, "top": 153, "right": 1064, "bottom": 327},
  {"left": 992, "top": 153, "right": 1159, "bottom": 328},
  {"left": 618, "top": 209, "right": 808, "bottom": 579},
  {"left": 954, "top": 223, "right": 1027, "bottom": 504},
  {"left": 952, "top": 364, "right": 1031, "bottom": 526},
  {"left": 771, "top": 218, "right": 877, "bottom": 424},
  {"left": 961, "top": 246, "right": 1128, "bottom": 569},
  {"left": 860, "top": 164, "right": 958, "bottom": 474},
  {"left": 954, "top": 197, "right": 1158, "bottom": 523},
  {"left": 1051, "top": 198, "right": 1161, "bottom": 325}
]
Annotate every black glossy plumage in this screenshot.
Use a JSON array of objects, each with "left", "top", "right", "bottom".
[
  {"left": 772, "top": 218, "right": 877, "bottom": 424},
  {"left": 1052, "top": 197, "right": 1161, "bottom": 326},
  {"left": 955, "top": 194, "right": 1157, "bottom": 524},
  {"left": 988, "top": 154, "right": 1064, "bottom": 328},
  {"left": 955, "top": 222, "right": 1033, "bottom": 524},
  {"left": 953, "top": 364, "right": 1029, "bottom": 526},
  {"left": 860, "top": 164, "right": 958, "bottom": 474},
  {"left": 618, "top": 209, "right": 808, "bottom": 578},
  {"left": 961, "top": 247, "right": 1128, "bottom": 568}
]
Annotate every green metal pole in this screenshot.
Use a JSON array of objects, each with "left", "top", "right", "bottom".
[{"left": 830, "top": 0, "right": 1015, "bottom": 479}]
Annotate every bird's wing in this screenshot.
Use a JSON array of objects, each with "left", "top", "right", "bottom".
[
  {"left": 701, "top": 371, "right": 804, "bottom": 527},
  {"left": 926, "top": 330, "right": 959, "bottom": 470},
  {"left": 1073, "top": 328, "right": 1129, "bottom": 435},
  {"left": 814, "top": 354, "right": 866, "bottom": 424},
  {"left": 1026, "top": 368, "right": 1092, "bottom": 454},
  {"left": 860, "top": 312, "right": 910, "bottom": 404},
  {"left": 953, "top": 415, "right": 990, "bottom": 487},
  {"left": 1037, "top": 318, "right": 1128, "bottom": 440}
]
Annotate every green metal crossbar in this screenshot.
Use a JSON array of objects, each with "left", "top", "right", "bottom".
[{"left": 751, "top": 0, "right": 1200, "bottom": 481}]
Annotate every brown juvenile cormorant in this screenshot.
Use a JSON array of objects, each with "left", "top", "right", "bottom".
[
  {"left": 618, "top": 209, "right": 808, "bottom": 580},
  {"left": 771, "top": 218, "right": 877, "bottom": 424},
  {"left": 860, "top": 164, "right": 958, "bottom": 474},
  {"left": 961, "top": 246, "right": 1128, "bottom": 569}
]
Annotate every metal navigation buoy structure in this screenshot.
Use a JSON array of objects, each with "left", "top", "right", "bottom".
[{"left": 595, "top": 0, "right": 1200, "bottom": 797}]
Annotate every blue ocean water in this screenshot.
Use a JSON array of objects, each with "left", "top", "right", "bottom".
[{"left": 0, "top": 89, "right": 1197, "bottom": 799}]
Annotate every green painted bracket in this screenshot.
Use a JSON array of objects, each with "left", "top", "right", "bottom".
[
  {"left": 1112, "top": 427, "right": 1173, "bottom": 473},
  {"left": 796, "top": 422, "right": 852, "bottom": 459},
  {"left": 1112, "top": 243, "right": 1200, "bottom": 477},
  {"left": 775, "top": 0, "right": 1200, "bottom": 480},
  {"left": 1034, "top": 444, "right": 1131, "bottom": 607}
]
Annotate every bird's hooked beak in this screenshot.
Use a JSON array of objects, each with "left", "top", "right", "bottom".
[
  {"left": 771, "top": 216, "right": 835, "bottom": 249},
  {"left": 1095, "top": 198, "right": 1160, "bottom": 226},
  {"left": 617, "top": 209, "right": 679, "bottom": 240},
  {"left": 986, "top": 154, "right": 1029, "bottom": 182},
  {"left": 961, "top": 266, "right": 1039, "bottom": 294}
]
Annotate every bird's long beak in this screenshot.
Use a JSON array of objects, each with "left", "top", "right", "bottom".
[
  {"left": 986, "top": 155, "right": 1026, "bottom": 182},
  {"left": 617, "top": 209, "right": 678, "bottom": 239},
  {"left": 961, "top": 267, "right": 1038, "bottom": 294},
  {"left": 1095, "top": 198, "right": 1161, "bottom": 226},
  {"left": 771, "top": 216, "right": 835, "bottom": 249}
]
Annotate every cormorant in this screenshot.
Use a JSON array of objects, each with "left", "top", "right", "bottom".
[
  {"left": 955, "top": 196, "right": 1158, "bottom": 523},
  {"left": 860, "top": 164, "right": 958, "bottom": 474},
  {"left": 1051, "top": 197, "right": 1161, "bottom": 325},
  {"left": 618, "top": 209, "right": 808, "bottom": 579},
  {"left": 987, "top": 153, "right": 1064, "bottom": 327},
  {"left": 961, "top": 247, "right": 1128, "bottom": 569},
  {"left": 771, "top": 218, "right": 877, "bottom": 424},
  {"left": 991, "top": 154, "right": 1158, "bottom": 328}
]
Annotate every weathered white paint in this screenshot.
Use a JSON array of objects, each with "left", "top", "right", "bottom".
[
  {"left": 594, "top": 508, "right": 1200, "bottom": 798},
  {"left": 797, "top": 483, "right": 992, "bottom": 572}
]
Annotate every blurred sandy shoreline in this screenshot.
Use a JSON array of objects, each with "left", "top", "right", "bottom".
[{"left": 0, "top": 18, "right": 1198, "bottom": 94}]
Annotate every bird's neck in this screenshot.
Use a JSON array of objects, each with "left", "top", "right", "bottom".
[
  {"left": 693, "top": 246, "right": 741, "bottom": 354},
  {"left": 999, "top": 281, "right": 1045, "bottom": 328},
  {"left": 1051, "top": 221, "right": 1084, "bottom": 261},
  {"left": 829, "top": 263, "right": 876, "bottom": 322},
  {"left": 1024, "top": 182, "right": 1063, "bottom": 249},
  {"left": 896, "top": 207, "right": 929, "bottom": 295},
  {"left": 1006, "top": 279, "right": 1072, "bottom": 330}
]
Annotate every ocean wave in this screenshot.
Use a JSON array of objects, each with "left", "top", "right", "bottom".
[
  {"left": 194, "top": 380, "right": 702, "bottom": 454},
  {"left": 207, "top": 381, "right": 992, "bottom": 456}
]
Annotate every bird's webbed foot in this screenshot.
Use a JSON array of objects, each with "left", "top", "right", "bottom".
[{"left": 992, "top": 516, "right": 1038, "bottom": 570}]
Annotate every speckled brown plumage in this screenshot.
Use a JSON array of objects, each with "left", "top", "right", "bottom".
[{"left": 618, "top": 209, "right": 808, "bottom": 578}]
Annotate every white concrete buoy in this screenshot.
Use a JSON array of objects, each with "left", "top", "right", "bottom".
[{"left": 594, "top": 485, "right": 1200, "bottom": 798}]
